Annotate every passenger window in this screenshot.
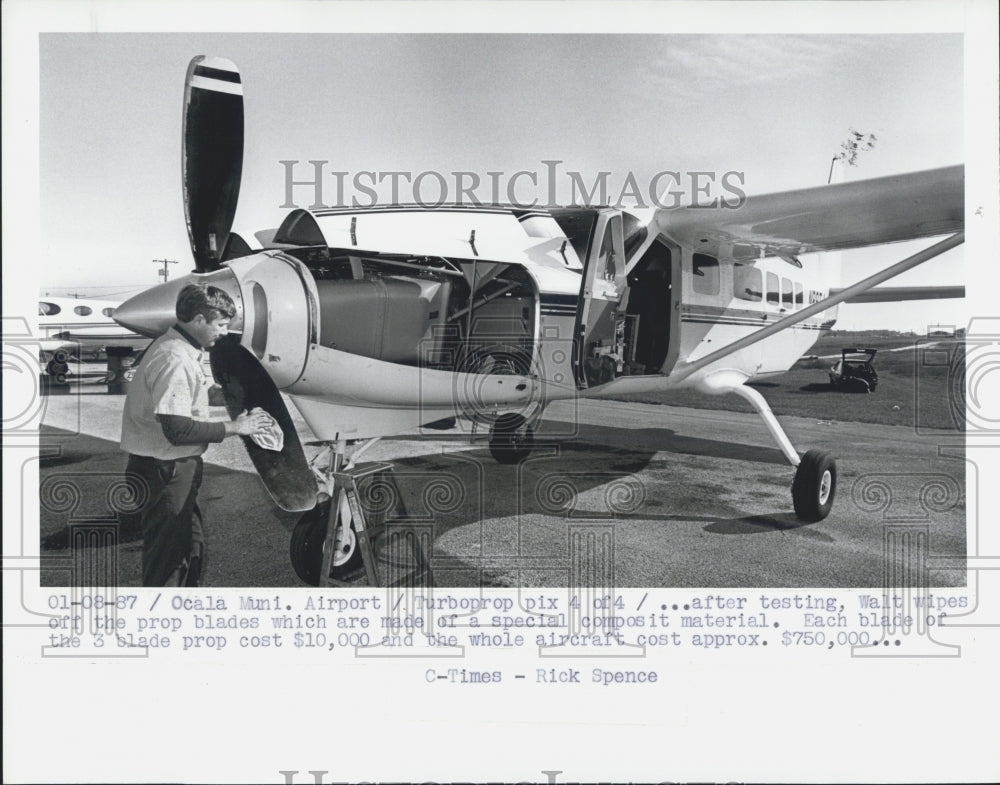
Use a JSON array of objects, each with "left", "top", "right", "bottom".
[
  {"left": 102, "top": 307, "right": 116, "bottom": 317},
  {"left": 74, "top": 305, "right": 93, "bottom": 316},
  {"left": 733, "top": 263, "right": 762, "bottom": 302},
  {"left": 782, "top": 278, "right": 794, "bottom": 309},
  {"left": 766, "top": 272, "right": 779, "bottom": 306},
  {"left": 794, "top": 283, "right": 804, "bottom": 309},
  {"left": 692, "top": 253, "right": 720, "bottom": 295},
  {"left": 39, "top": 301, "right": 61, "bottom": 316}
]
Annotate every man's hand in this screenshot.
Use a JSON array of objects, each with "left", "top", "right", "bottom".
[{"left": 226, "top": 408, "right": 272, "bottom": 437}]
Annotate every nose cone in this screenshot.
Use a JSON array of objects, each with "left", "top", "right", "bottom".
[{"left": 113, "top": 276, "right": 193, "bottom": 338}]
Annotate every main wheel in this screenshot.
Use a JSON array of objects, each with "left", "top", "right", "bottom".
[
  {"left": 289, "top": 496, "right": 362, "bottom": 585},
  {"left": 792, "top": 449, "right": 837, "bottom": 522},
  {"left": 46, "top": 352, "right": 71, "bottom": 384},
  {"left": 489, "top": 413, "right": 534, "bottom": 464}
]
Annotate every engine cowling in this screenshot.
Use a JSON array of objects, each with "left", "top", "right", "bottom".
[
  {"left": 112, "top": 251, "right": 317, "bottom": 391},
  {"left": 225, "top": 253, "right": 317, "bottom": 389}
]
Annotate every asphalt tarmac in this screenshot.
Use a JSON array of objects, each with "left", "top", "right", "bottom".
[{"left": 37, "top": 385, "right": 966, "bottom": 588}]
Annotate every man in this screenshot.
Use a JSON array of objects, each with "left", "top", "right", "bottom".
[{"left": 121, "top": 283, "right": 270, "bottom": 586}]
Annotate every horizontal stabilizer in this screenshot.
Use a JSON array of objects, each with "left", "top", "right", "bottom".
[
  {"left": 830, "top": 285, "right": 964, "bottom": 303},
  {"left": 254, "top": 228, "right": 300, "bottom": 250},
  {"left": 221, "top": 231, "right": 253, "bottom": 261}
]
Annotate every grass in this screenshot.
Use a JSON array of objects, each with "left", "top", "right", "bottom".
[{"left": 613, "top": 331, "right": 965, "bottom": 431}]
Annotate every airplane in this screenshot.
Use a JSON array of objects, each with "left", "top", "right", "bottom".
[
  {"left": 38, "top": 295, "right": 149, "bottom": 382},
  {"left": 111, "top": 56, "right": 964, "bottom": 583}
]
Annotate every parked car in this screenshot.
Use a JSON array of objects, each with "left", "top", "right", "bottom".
[{"left": 829, "top": 348, "right": 878, "bottom": 392}]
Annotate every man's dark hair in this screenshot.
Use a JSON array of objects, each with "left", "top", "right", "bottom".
[{"left": 175, "top": 284, "right": 237, "bottom": 323}]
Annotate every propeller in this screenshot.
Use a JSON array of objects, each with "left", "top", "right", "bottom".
[
  {"left": 183, "top": 56, "right": 244, "bottom": 272},
  {"left": 183, "top": 56, "right": 316, "bottom": 512},
  {"left": 209, "top": 335, "right": 317, "bottom": 512}
]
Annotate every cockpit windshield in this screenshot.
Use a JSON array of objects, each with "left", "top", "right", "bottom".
[{"left": 549, "top": 208, "right": 599, "bottom": 267}]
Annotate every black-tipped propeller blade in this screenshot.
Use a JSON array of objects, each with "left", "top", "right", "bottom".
[
  {"left": 209, "top": 335, "right": 316, "bottom": 513},
  {"left": 221, "top": 231, "right": 253, "bottom": 262},
  {"left": 183, "top": 55, "right": 244, "bottom": 272}
]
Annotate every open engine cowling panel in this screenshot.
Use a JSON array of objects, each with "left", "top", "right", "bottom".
[{"left": 287, "top": 247, "right": 539, "bottom": 377}]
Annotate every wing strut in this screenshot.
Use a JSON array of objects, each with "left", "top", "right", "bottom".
[{"left": 670, "top": 231, "right": 964, "bottom": 384}]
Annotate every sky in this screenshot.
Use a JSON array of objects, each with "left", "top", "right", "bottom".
[{"left": 23, "top": 27, "right": 980, "bottom": 331}]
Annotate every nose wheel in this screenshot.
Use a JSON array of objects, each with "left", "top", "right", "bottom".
[
  {"left": 488, "top": 413, "right": 535, "bottom": 464},
  {"left": 289, "top": 494, "right": 361, "bottom": 585}
]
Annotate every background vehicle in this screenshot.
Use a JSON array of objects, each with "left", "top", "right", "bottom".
[{"left": 829, "top": 348, "right": 879, "bottom": 392}]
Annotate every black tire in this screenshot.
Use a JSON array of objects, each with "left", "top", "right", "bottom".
[
  {"left": 289, "top": 500, "right": 362, "bottom": 585},
  {"left": 792, "top": 449, "right": 837, "bottom": 522},
  {"left": 489, "top": 413, "right": 534, "bottom": 464},
  {"left": 46, "top": 352, "right": 71, "bottom": 384}
]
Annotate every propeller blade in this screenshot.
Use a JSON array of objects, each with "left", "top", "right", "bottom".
[
  {"left": 209, "top": 335, "right": 317, "bottom": 512},
  {"left": 183, "top": 56, "right": 244, "bottom": 272},
  {"left": 221, "top": 231, "right": 253, "bottom": 262}
]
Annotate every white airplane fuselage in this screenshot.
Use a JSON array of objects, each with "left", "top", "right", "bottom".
[{"left": 114, "top": 204, "right": 839, "bottom": 441}]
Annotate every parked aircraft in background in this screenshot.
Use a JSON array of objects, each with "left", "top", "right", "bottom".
[{"left": 38, "top": 295, "right": 149, "bottom": 382}]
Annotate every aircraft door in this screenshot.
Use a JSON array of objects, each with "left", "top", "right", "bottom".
[
  {"left": 229, "top": 253, "right": 316, "bottom": 389},
  {"left": 574, "top": 211, "right": 630, "bottom": 388}
]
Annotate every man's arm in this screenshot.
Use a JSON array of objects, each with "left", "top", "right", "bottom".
[
  {"left": 157, "top": 410, "right": 272, "bottom": 446},
  {"left": 157, "top": 414, "right": 225, "bottom": 445}
]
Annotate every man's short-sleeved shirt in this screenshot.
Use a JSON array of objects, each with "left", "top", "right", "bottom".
[{"left": 121, "top": 326, "right": 213, "bottom": 459}]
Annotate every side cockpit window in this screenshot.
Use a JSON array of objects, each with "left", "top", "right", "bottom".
[
  {"left": 692, "top": 253, "right": 720, "bottom": 295},
  {"left": 733, "top": 263, "right": 762, "bottom": 302}
]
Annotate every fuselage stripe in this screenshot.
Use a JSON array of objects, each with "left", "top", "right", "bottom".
[{"left": 681, "top": 316, "right": 824, "bottom": 330}]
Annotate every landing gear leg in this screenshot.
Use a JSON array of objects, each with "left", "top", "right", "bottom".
[{"left": 729, "top": 384, "right": 837, "bottom": 522}]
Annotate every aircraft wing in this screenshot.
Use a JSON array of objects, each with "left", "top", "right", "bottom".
[
  {"left": 655, "top": 165, "right": 963, "bottom": 261},
  {"left": 830, "top": 285, "right": 964, "bottom": 303},
  {"left": 38, "top": 339, "right": 78, "bottom": 354}
]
